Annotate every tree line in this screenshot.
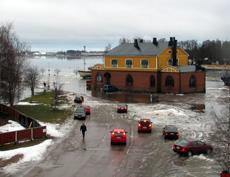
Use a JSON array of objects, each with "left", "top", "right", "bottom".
[{"left": 179, "top": 40, "right": 230, "bottom": 65}]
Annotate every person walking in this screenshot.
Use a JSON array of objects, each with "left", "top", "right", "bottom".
[{"left": 80, "top": 123, "right": 87, "bottom": 140}]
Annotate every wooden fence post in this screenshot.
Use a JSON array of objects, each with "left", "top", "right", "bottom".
[
  {"left": 31, "top": 128, "right": 34, "bottom": 141},
  {"left": 15, "top": 131, "right": 18, "bottom": 144}
]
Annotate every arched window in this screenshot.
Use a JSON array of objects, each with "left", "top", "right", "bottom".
[
  {"left": 165, "top": 75, "right": 174, "bottom": 87},
  {"left": 126, "top": 74, "right": 133, "bottom": 87},
  {"left": 96, "top": 73, "right": 102, "bottom": 82},
  {"left": 104, "top": 72, "right": 111, "bottom": 84},
  {"left": 189, "top": 75, "right": 196, "bottom": 88},
  {"left": 150, "top": 75, "right": 155, "bottom": 88}
]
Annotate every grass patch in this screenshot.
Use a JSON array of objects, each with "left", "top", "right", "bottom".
[
  {"left": 14, "top": 105, "right": 72, "bottom": 123},
  {"left": 14, "top": 91, "right": 73, "bottom": 123},
  {"left": 23, "top": 91, "right": 67, "bottom": 105}
]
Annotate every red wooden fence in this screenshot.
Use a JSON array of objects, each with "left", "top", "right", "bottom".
[
  {"left": 0, "top": 126, "right": 47, "bottom": 145},
  {"left": 0, "top": 104, "right": 47, "bottom": 146}
]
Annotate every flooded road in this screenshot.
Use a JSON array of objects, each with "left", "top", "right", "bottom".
[
  {"left": 12, "top": 80, "right": 226, "bottom": 177},
  {"left": 1, "top": 57, "right": 227, "bottom": 177}
]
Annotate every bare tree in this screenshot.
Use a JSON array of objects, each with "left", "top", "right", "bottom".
[
  {"left": 73, "top": 69, "right": 78, "bottom": 77},
  {"left": 0, "top": 23, "right": 27, "bottom": 106},
  {"left": 53, "top": 82, "right": 64, "bottom": 110},
  {"left": 104, "top": 43, "right": 111, "bottom": 53},
  {"left": 24, "top": 66, "right": 40, "bottom": 96},
  {"left": 40, "top": 68, "right": 45, "bottom": 76},
  {"left": 119, "top": 38, "right": 130, "bottom": 44}
]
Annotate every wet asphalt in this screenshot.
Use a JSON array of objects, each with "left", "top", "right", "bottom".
[{"left": 12, "top": 102, "right": 218, "bottom": 177}]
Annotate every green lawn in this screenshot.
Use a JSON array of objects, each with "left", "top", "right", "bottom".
[
  {"left": 23, "top": 91, "right": 64, "bottom": 105},
  {"left": 14, "top": 91, "right": 73, "bottom": 123}
]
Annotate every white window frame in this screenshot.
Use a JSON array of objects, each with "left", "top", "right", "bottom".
[
  {"left": 141, "top": 59, "right": 149, "bottom": 69},
  {"left": 111, "top": 59, "right": 118, "bottom": 68},
  {"left": 125, "top": 59, "right": 133, "bottom": 68}
]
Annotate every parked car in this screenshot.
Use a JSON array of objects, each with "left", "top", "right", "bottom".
[
  {"left": 74, "top": 106, "right": 86, "bottom": 120},
  {"left": 162, "top": 125, "right": 179, "bottom": 140},
  {"left": 110, "top": 128, "right": 127, "bottom": 145},
  {"left": 172, "top": 139, "right": 213, "bottom": 156},
  {"left": 117, "top": 104, "right": 128, "bottom": 113},
  {"left": 83, "top": 105, "right": 91, "bottom": 115},
  {"left": 220, "top": 170, "right": 230, "bottom": 177},
  {"left": 74, "top": 96, "right": 84, "bottom": 104},
  {"left": 103, "top": 85, "right": 118, "bottom": 92},
  {"left": 138, "top": 119, "right": 152, "bottom": 133}
]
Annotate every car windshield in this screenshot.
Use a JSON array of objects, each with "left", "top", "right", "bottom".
[
  {"left": 165, "top": 126, "right": 177, "bottom": 132},
  {"left": 75, "top": 108, "right": 84, "bottom": 113},
  {"left": 175, "top": 140, "right": 189, "bottom": 146}
]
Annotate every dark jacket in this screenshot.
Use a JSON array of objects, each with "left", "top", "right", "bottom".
[{"left": 80, "top": 124, "right": 87, "bottom": 132}]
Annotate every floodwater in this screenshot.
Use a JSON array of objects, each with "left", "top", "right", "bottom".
[
  {"left": 5, "top": 57, "right": 228, "bottom": 177},
  {"left": 23, "top": 56, "right": 103, "bottom": 98}
]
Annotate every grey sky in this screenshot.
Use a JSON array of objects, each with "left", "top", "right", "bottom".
[{"left": 1, "top": 0, "right": 230, "bottom": 51}]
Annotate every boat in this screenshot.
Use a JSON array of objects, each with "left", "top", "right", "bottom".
[
  {"left": 78, "top": 70, "right": 91, "bottom": 79},
  {"left": 221, "top": 71, "right": 230, "bottom": 86}
]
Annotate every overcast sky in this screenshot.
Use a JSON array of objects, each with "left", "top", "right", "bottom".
[{"left": 1, "top": 0, "right": 230, "bottom": 51}]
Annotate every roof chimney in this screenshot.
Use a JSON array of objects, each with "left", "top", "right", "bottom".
[
  {"left": 153, "top": 38, "right": 158, "bottom": 46},
  {"left": 171, "top": 37, "right": 177, "bottom": 66},
  {"left": 168, "top": 37, "right": 174, "bottom": 46},
  {"left": 134, "top": 39, "right": 140, "bottom": 50}
]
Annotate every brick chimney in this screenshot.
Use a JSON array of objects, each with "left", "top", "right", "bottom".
[
  {"left": 134, "top": 39, "right": 140, "bottom": 50},
  {"left": 153, "top": 38, "right": 158, "bottom": 46}
]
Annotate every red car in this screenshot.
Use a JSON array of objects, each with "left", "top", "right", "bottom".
[
  {"left": 138, "top": 119, "right": 152, "bottom": 133},
  {"left": 220, "top": 171, "right": 230, "bottom": 177},
  {"left": 173, "top": 140, "right": 213, "bottom": 156},
  {"left": 83, "top": 105, "right": 91, "bottom": 115},
  {"left": 117, "top": 104, "right": 128, "bottom": 113},
  {"left": 110, "top": 128, "right": 127, "bottom": 145}
]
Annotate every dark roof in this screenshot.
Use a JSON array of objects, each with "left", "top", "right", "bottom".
[{"left": 105, "top": 41, "right": 169, "bottom": 56}]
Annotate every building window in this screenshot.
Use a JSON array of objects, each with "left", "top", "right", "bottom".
[
  {"left": 104, "top": 72, "right": 111, "bottom": 84},
  {"left": 165, "top": 75, "right": 174, "bottom": 87},
  {"left": 189, "top": 75, "right": 196, "bottom": 88},
  {"left": 111, "top": 59, "right": 118, "bottom": 68},
  {"left": 126, "top": 59, "right": 133, "bottom": 68},
  {"left": 168, "top": 58, "right": 179, "bottom": 66},
  {"left": 126, "top": 74, "right": 133, "bottom": 87},
  {"left": 96, "top": 73, "right": 102, "bottom": 82},
  {"left": 150, "top": 75, "right": 155, "bottom": 88},
  {"left": 141, "top": 60, "right": 149, "bottom": 68}
]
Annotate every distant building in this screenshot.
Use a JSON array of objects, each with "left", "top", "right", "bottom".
[{"left": 91, "top": 37, "right": 205, "bottom": 95}]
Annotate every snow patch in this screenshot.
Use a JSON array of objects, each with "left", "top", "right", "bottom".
[
  {"left": 39, "top": 119, "right": 75, "bottom": 138},
  {"left": 1, "top": 140, "right": 53, "bottom": 174},
  {"left": 16, "top": 102, "right": 40, "bottom": 106},
  {"left": 0, "top": 120, "right": 25, "bottom": 133},
  {"left": 191, "top": 154, "right": 214, "bottom": 162}
]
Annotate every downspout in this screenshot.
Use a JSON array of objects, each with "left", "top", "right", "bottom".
[{"left": 179, "top": 71, "right": 182, "bottom": 94}]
